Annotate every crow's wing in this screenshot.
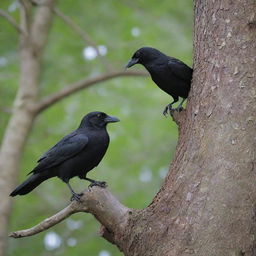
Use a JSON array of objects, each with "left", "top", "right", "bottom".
[
  {"left": 167, "top": 57, "right": 193, "bottom": 83},
  {"left": 29, "top": 132, "right": 89, "bottom": 174}
]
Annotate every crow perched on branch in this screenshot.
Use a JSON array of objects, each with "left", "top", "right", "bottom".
[
  {"left": 10, "top": 111, "right": 119, "bottom": 201},
  {"left": 126, "top": 47, "right": 193, "bottom": 116}
]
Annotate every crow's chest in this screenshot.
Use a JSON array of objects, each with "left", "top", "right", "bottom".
[{"left": 147, "top": 65, "right": 177, "bottom": 94}]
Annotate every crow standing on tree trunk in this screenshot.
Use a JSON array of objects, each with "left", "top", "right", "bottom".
[
  {"left": 126, "top": 47, "right": 193, "bottom": 116},
  {"left": 10, "top": 111, "right": 119, "bottom": 201}
]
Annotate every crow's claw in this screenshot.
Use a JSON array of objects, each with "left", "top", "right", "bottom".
[
  {"left": 89, "top": 181, "right": 107, "bottom": 188},
  {"left": 173, "top": 106, "right": 184, "bottom": 112},
  {"left": 163, "top": 108, "right": 168, "bottom": 117},
  {"left": 163, "top": 104, "right": 173, "bottom": 117},
  {"left": 70, "top": 192, "right": 83, "bottom": 202}
]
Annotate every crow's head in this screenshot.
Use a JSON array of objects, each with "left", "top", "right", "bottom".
[
  {"left": 79, "top": 112, "right": 119, "bottom": 129},
  {"left": 126, "top": 47, "right": 164, "bottom": 68}
]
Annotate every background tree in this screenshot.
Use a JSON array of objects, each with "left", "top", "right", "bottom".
[{"left": 1, "top": 1, "right": 192, "bottom": 255}]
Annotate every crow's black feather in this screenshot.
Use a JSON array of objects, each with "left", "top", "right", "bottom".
[
  {"left": 10, "top": 111, "right": 119, "bottom": 201},
  {"left": 126, "top": 47, "right": 193, "bottom": 115}
]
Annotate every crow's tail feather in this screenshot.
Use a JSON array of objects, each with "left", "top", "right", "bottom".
[{"left": 10, "top": 173, "right": 51, "bottom": 196}]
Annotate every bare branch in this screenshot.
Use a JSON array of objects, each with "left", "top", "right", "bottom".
[
  {"left": 19, "top": 0, "right": 32, "bottom": 35},
  {"left": 9, "top": 203, "right": 79, "bottom": 238},
  {"left": 34, "top": 70, "right": 147, "bottom": 114},
  {"left": 53, "top": 7, "right": 111, "bottom": 70},
  {"left": 9, "top": 187, "right": 130, "bottom": 240},
  {"left": 0, "top": 9, "right": 25, "bottom": 35},
  {"left": 31, "top": 0, "right": 56, "bottom": 53},
  {"left": 170, "top": 109, "right": 187, "bottom": 127}
]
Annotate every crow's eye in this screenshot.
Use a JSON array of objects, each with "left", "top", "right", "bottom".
[
  {"left": 135, "top": 52, "right": 140, "bottom": 58},
  {"left": 96, "top": 113, "right": 106, "bottom": 118}
]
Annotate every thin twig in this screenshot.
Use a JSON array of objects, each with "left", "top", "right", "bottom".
[
  {"left": 53, "top": 7, "right": 111, "bottom": 70},
  {"left": 9, "top": 203, "right": 80, "bottom": 238},
  {"left": 0, "top": 9, "right": 25, "bottom": 35},
  {"left": 34, "top": 70, "right": 147, "bottom": 114}
]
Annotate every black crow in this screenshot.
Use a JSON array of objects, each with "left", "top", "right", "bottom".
[
  {"left": 10, "top": 111, "right": 119, "bottom": 201},
  {"left": 126, "top": 47, "right": 193, "bottom": 115}
]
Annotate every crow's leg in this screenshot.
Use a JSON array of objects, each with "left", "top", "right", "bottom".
[
  {"left": 66, "top": 181, "right": 83, "bottom": 202},
  {"left": 163, "top": 97, "right": 179, "bottom": 116},
  {"left": 79, "top": 175, "right": 107, "bottom": 188},
  {"left": 86, "top": 177, "right": 107, "bottom": 188},
  {"left": 174, "top": 98, "right": 186, "bottom": 112}
]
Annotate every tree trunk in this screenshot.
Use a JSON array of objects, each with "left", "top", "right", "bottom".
[
  {"left": 116, "top": 0, "right": 256, "bottom": 255},
  {"left": 0, "top": 1, "right": 56, "bottom": 255}
]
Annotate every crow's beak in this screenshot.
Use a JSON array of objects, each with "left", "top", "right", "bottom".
[
  {"left": 125, "top": 58, "right": 139, "bottom": 68},
  {"left": 105, "top": 115, "right": 120, "bottom": 123}
]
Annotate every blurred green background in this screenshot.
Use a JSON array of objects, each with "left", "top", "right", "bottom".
[{"left": 0, "top": 0, "right": 192, "bottom": 255}]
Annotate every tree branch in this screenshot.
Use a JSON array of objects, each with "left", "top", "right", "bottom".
[
  {"left": 53, "top": 7, "right": 111, "bottom": 70},
  {"left": 9, "top": 203, "right": 79, "bottom": 238},
  {"left": 34, "top": 70, "right": 147, "bottom": 114},
  {"left": 9, "top": 187, "right": 130, "bottom": 241},
  {"left": 19, "top": 0, "right": 32, "bottom": 35},
  {"left": 31, "top": 0, "right": 56, "bottom": 54},
  {"left": 170, "top": 108, "right": 187, "bottom": 127},
  {"left": 0, "top": 9, "right": 25, "bottom": 35}
]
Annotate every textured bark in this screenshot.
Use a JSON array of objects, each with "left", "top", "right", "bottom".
[{"left": 117, "top": 0, "right": 256, "bottom": 255}]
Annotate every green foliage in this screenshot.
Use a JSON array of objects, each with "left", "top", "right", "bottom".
[{"left": 1, "top": 0, "right": 192, "bottom": 255}]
